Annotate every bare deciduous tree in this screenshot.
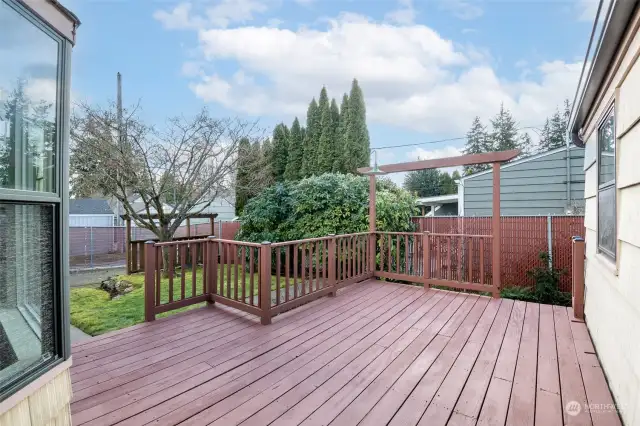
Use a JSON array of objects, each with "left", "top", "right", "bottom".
[{"left": 70, "top": 102, "right": 265, "bottom": 247}]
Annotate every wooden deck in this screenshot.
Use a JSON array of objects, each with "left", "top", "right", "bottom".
[{"left": 70, "top": 280, "right": 621, "bottom": 426}]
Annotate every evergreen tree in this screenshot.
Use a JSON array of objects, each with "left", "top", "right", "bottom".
[
  {"left": 284, "top": 117, "right": 303, "bottom": 181},
  {"left": 343, "top": 79, "right": 370, "bottom": 173},
  {"left": 463, "top": 116, "right": 490, "bottom": 175},
  {"left": 489, "top": 103, "right": 520, "bottom": 152},
  {"left": 317, "top": 99, "right": 335, "bottom": 173},
  {"left": 538, "top": 109, "right": 565, "bottom": 151},
  {"left": 271, "top": 123, "right": 289, "bottom": 182},
  {"left": 333, "top": 93, "right": 350, "bottom": 173},
  {"left": 403, "top": 169, "right": 458, "bottom": 197},
  {"left": 235, "top": 137, "right": 252, "bottom": 214},
  {"left": 519, "top": 132, "right": 533, "bottom": 156},
  {"left": 262, "top": 137, "right": 274, "bottom": 181},
  {"left": 301, "top": 98, "right": 319, "bottom": 177}
]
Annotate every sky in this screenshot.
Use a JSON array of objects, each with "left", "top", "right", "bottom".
[{"left": 67, "top": 0, "right": 599, "bottom": 184}]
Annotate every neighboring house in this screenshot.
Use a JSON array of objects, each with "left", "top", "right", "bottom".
[
  {"left": 569, "top": 2, "right": 640, "bottom": 426},
  {"left": 0, "top": 1, "right": 79, "bottom": 425},
  {"left": 69, "top": 198, "right": 115, "bottom": 227},
  {"left": 189, "top": 196, "right": 236, "bottom": 222},
  {"left": 415, "top": 194, "right": 458, "bottom": 216},
  {"left": 459, "top": 146, "right": 585, "bottom": 216}
]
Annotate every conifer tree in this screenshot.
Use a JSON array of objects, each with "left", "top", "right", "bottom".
[
  {"left": 463, "top": 116, "right": 489, "bottom": 175},
  {"left": 343, "top": 79, "right": 370, "bottom": 173},
  {"left": 301, "top": 98, "right": 318, "bottom": 177},
  {"left": 489, "top": 103, "right": 520, "bottom": 152},
  {"left": 262, "top": 137, "right": 274, "bottom": 181},
  {"left": 234, "top": 137, "right": 252, "bottom": 214},
  {"left": 271, "top": 123, "right": 289, "bottom": 182},
  {"left": 317, "top": 98, "right": 335, "bottom": 173},
  {"left": 333, "top": 93, "right": 350, "bottom": 173},
  {"left": 284, "top": 117, "right": 303, "bottom": 181}
]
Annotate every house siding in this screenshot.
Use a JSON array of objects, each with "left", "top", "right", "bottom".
[
  {"left": 580, "top": 6, "right": 640, "bottom": 426},
  {"left": 462, "top": 147, "right": 585, "bottom": 216}
]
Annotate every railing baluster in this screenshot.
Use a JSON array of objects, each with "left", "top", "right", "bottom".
[
  {"left": 234, "top": 246, "right": 239, "bottom": 301},
  {"left": 404, "top": 235, "right": 409, "bottom": 274},
  {"left": 457, "top": 236, "right": 462, "bottom": 282},
  {"left": 260, "top": 241, "right": 272, "bottom": 325},
  {"left": 387, "top": 234, "right": 392, "bottom": 273},
  {"left": 447, "top": 236, "right": 452, "bottom": 280},
  {"left": 220, "top": 243, "right": 225, "bottom": 298},
  {"left": 293, "top": 245, "right": 298, "bottom": 299},
  {"left": 436, "top": 236, "right": 441, "bottom": 280},
  {"left": 155, "top": 245, "right": 161, "bottom": 306},
  {"left": 180, "top": 244, "right": 186, "bottom": 300},
  {"left": 249, "top": 247, "right": 255, "bottom": 306},
  {"left": 467, "top": 237, "right": 472, "bottom": 283},
  {"left": 354, "top": 237, "right": 359, "bottom": 277},
  {"left": 285, "top": 246, "right": 290, "bottom": 302},
  {"left": 226, "top": 243, "right": 232, "bottom": 299},
  {"left": 168, "top": 245, "right": 175, "bottom": 303},
  {"left": 202, "top": 242, "right": 207, "bottom": 295},
  {"left": 191, "top": 243, "right": 197, "bottom": 297},
  {"left": 315, "top": 240, "right": 320, "bottom": 291},
  {"left": 276, "top": 247, "right": 281, "bottom": 305},
  {"left": 395, "top": 235, "right": 400, "bottom": 274},
  {"left": 322, "top": 240, "right": 327, "bottom": 289},
  {"left": 423, "top": 233, "right": 430, "bottom": 281},
  {"left": 144, "top": 241, "right": 156, "bottom": 322},
  {"left": 480, "top": 237, "right": 485, "bottom": 285},
  {"left": 301, "top": 244, "right": 306, "bottom": 296},
  {"left": 241, "top": 246, "right": 247, "bottom": 303}
]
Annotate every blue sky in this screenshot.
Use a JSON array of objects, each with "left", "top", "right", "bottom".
[{"left": 68, "top": 0, "right": 597, "bottom": 181}]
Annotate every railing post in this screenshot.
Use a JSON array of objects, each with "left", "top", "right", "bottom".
[
  {"left": 328, "top": 235, "right": 337, "bottom": 296},
  {"left": 260, "top": 241, "right": 272, "bottom": 325},
  {"left": 144, "top": 241, "right": 156, "bottom": 322},
  {"left": 572, "top": 236, "right": 585, "bottom": 320},
  {"left": 207, "top": 236, "right": 218, "bottom": 305},
  {"left": 423, "top": 232, "right": 430, "bottom": 288},
  {"left": 369, "top": 232, "right": 376, "bottom": 275}
]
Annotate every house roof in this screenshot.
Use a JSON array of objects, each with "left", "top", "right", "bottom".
[
  {"left": 460, "top": 146, "right": 584, "bottom": 181},
  {"left": 69, "top": 199, "right": 113, "bottom": 215},
  {"left": 416, "top": 194, "right": 459, "bottom": 205},
  {"left": 569, "top": 0, "right": 639, "bottom": 146}
]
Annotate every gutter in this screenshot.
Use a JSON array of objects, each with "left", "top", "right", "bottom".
[{"left": 570, "top": 0, "right": 639, "bottom": 147}]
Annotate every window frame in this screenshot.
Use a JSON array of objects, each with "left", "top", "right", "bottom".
[
  {"left": 596, "top": 104, "right": 616, "bottom": 261},
  {"left": 0, "top": 0, "right": 71, "bottom": 402}
]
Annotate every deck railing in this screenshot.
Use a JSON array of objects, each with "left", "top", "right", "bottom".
[{"left": 143, "top": 231, "right": 499, "bottom": 323}]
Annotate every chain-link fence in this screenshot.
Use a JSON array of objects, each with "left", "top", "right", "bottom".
[{"left": 69, "top": 221, "right": 241, "bottom": 270}]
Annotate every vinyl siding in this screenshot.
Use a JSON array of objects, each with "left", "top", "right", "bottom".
[
  {"left": 579, "top": 7, "right": 640, "bottom": 426},
  {"left": 462, "top": 147, "right": 585, "bottom": 216}
]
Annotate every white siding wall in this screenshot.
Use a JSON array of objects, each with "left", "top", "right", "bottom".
[
  {"left": 68, "top": 215, "right": 114, "bottom": 227},
  {"left": 581, "top": 9, "right": 640, "bottom": 426}
]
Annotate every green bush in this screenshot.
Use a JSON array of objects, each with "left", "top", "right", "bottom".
[
  {"left": 238, "top": 173, "right": 416, "bottom": 242},
  {"left": 501, "top": 251, "right": 571, "bottom": 306}
]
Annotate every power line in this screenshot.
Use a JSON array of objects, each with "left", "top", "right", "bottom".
[{"left": 372, "top": 125, "right": 545, "bottom": 151}]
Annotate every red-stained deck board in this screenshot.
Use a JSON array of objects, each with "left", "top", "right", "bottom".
[{"left": 69, "top": 280, "right": 621, "bottom": 426}]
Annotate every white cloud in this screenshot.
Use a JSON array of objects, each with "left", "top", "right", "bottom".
[
  {"left": 440, "top": 0, "right": 483, "bottom": 20},
  {"left": 408, "top": 145, "right": 464, "bottom": 174},
  {"left": 385, "top": 0, "right": 416, "bottom": 25},
  {"left": 153, "top": 0, "right": 268, "bottom": 30},
  {"left": 158, "top": 8, "right": 581, "bottom": 137},
  {"left": 25, "top": 78, "right": 57, "bottom": 104}
]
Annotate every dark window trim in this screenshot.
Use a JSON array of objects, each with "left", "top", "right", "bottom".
[
  {"left": 596, "top": 105, "right": 616, "bottom": 261},
  {"left": 0, "top": 0, "right": 70, "bottom": 403}
]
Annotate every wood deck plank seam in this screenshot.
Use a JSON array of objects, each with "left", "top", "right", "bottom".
[{"left": 78, "top": 283, "right": 422, "bottom": 425}]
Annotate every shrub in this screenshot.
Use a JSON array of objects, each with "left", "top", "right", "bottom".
[
  {"left": 238, "top": 173, "right": 416, "bottom": 242},
  {"left": 501, "top": 251, "right": 571, "bottom": 306}
]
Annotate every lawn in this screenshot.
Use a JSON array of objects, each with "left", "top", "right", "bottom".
[{"left": 70, "top": 265, "right": 314, "bottom": 336}]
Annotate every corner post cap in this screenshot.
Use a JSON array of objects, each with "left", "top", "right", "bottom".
[
  {"left": 572, "top": 236, "right": 584, "bottom": 242},
  {"left": 261, "top": 241, "right": 271, "bottom": 245},
  {"left": 145, "top": 240, "right": 155, "bottom": 245},
  {"left": 207, "top": 235, "right": 217, "bottom": 240}
]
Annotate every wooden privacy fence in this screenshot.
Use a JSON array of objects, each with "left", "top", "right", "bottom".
[{"left": 413, "top": 216, "right": 585, "bottom": 292}]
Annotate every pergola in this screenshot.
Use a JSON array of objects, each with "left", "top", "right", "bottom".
[{"left": 358, "top": 149, "right": 520, "bottom": 293}]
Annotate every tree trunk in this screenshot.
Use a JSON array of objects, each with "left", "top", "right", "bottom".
[{"left": 158, "top": 224, "right": 173, "bottom": 278}]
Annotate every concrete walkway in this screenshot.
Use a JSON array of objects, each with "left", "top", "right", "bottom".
[{"left": 70, "top": 325, "right": 92, "bottom": 344}]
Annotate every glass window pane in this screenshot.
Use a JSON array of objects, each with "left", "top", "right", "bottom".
[
  {"left": 0, "top": 1, "right": 59, "bottom": 193},
  {"left": 598, "top": 112, "right": 615, "bottom": 185},
  {"left": 0, "top": 203, "right": 55, "bottom": 390},
  {"left": 598, "top": 186, "right": 616, "bottom": 257}
]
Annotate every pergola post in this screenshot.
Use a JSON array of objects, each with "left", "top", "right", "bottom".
[
  {"left": 125, "top": 217, "right": 132, "bottom": 275},
  {"left": 210, "top": 216, "right": 215, "bottom": 236},
  {"left": 492, "top": 162, "right": 501, "bottom": 297},
  {"left": 368, "top": 175, "right": 376, "bottom": 271},
  {"left": 186, "top": 217, "right": 191, "bottom": 237}
]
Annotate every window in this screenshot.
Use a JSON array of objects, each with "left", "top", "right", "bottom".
[
  {"left": 0, "top": 0, "right": 59, "bottom": 193},
  {"left": 597, "top": 108, "right": 616, "bottom": 259},
  {"left": 0, "top": 0, "right": 67, "bottom": 401}
]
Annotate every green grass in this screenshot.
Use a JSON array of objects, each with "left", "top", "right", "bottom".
[{"left": 70, "top": 265, "right": 281, "bottom": 336}]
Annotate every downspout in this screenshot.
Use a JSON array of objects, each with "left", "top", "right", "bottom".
[{"left": 566, "top": 139, "right": 571, "bottom": 213}]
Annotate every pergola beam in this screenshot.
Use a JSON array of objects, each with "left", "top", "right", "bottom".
[{"left": 357, "top": 149, "right": 520, "bottom": 174}]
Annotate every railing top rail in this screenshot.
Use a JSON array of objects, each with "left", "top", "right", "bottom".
[
  {"left": 271, "top": 235, "right": 336, "bottom": 247},
  {"left": 375, "top": 231, "right": 423, "bottom": 236},
  {"left": 216, "top": 239, "right": 263, "bottom": 248},
  {"left": 153, "top": 238, "right": 213, "bottom": 246},
  {"left": 427, "top": 233, "right": 493, "bottom": 238},
  {"left": 335, "top": 232, "right": 372, "bottom": 237},
  {"left": 130, "top": 235, "right": 211, "bottom": 244}
]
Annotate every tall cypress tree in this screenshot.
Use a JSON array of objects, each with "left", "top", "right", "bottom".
[
  {"left": 284, "top": 117, "right": 303, "bottom": 181},
  {"left": 301, "top": 98, "right": 318, "bottom": 177},
  {"left": 489, "top": 103, "right": 520, "bottom": 152},
  {"left": 272, "top": 123, "right": 289, "bottom": 182},
  {"left": 317, "top": 95, "right": 334, "bottom": 173},
  {"left": 343, "top": 79, "right": 370, "bottom": 173},
  {"left": 333, "top": 93, "right": 350, "bottom": 173},
  {"left": 262, "top": 137, "right": 274, "bottom": 181},
  {"left": 234, "top": 137, "right": 251, "bottom": 214},
  {"left": 463, "top": 116, "right": 489, "bottom": 175}
]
